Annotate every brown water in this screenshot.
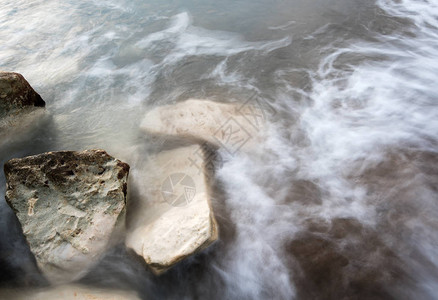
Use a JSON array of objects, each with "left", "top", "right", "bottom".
[{"left": 1, "top": 0, "right": 438, "bottom": 299}]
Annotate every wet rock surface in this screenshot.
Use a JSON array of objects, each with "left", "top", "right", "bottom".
[
  {"left": 126, "top": 144, "right": 218, "bottom": 275},
  {"left": 0, "top": 72, "right": 45, "bottom": 120},
  {"left": 140, "top": 98, "right": 271, "bottom": 154},
  {"left": 0, "top": 72, "right": 47, "bottom": 147},
  {"left": 4, "top": 150, "right": 129, "bottom": 283}
]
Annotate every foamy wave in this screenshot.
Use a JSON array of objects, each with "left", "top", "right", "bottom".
[{"left": 137, "top": 12, "right": 291, "bottom": 66}]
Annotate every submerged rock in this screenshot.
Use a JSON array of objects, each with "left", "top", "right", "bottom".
[
  {"left": 0, "top": 71, "right": 45, "bottom": 120},
  {"left": 0, "top": 72, "right": 45, "bottom": 116},
  {"left": 0, "top": 72, "right": 46, "bottom": 146},
  {"left": 126, "top": 144, "right": 218, "bottom": 275},
  {"left": 4, "top": 150, "right": 129, "bottom": 283},
  {"left": 140, "top": 98, "right": 271, "bottom": 154},
  {"left": 0, "top": 284, "right": 140, "bottom": 300}
]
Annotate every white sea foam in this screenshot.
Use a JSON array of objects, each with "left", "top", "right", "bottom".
[
  {"left": 209, "top": 0, "right": 438, "bottom": 298},
  {"left": 137, "top": 12, "right": 291, "bottom": 67}
]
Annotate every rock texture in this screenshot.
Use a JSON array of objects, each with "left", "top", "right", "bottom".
[
  {"left": 0, "top": 72, "right": 46, "bottom": 146},
  {"left": 0, "top": 284, "right": 140, "bottom": 300},
  {"left": 126, "top": 145, "right": 218, "bottom": 275},
  {"left": 0, "top": 72, "right": 45, "bottom": 120},
  {"left": 140, "top": 99, "right": 270, "bottom": 154},
  {"left": 4, "top": 150, "right": 129, "bottom": 283}
]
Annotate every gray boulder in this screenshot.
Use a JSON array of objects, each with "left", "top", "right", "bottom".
[{"left": 4, "top": 150, "right": 129, "bottom": 283}]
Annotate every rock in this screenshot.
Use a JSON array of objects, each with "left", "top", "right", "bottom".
[
  {"left": 287, "top": 218, "right": 405, "bottom": 299},
  {"left": 0, "top": 72, "right": 46, "bottom": 146},
  {"left": 126, "top": 144, "right": 218, "bottom": 275},
  {"left": 140, "top": 98, "right": 271, "bottom": 154},
  {"left": 0, "top": 284, "right": 141, "bottom": 300},
  {"left": 4, "top": 150, "right": 130, "bottom": 283},
  {"left": 0, "top": 72, "right": 45, "bottom": 120}
]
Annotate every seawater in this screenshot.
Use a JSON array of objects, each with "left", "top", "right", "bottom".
[{"left": 1, "top": 0, "right": 438, "bottom": 299}]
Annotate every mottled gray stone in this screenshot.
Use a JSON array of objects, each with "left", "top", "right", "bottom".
[{"left": 4, "top": 150, "right": 129, "bottom": 283}]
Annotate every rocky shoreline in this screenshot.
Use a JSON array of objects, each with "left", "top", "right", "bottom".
[{"left": 0, "top": 71, "right": 269, "bottom": 298}]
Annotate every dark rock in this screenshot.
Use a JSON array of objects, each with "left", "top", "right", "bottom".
[
  {"left": 287, "top": 217, "right": 407, "bottom": 300},
  {"left": 0, "top": 72, "right": 45, "bottom": 119}
]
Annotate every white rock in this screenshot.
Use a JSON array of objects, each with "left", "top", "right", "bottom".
[
  {"left": 4, "top": 150, "right": 130, "bottom": 283},
  {"left": 140, "top": 98, "right": 270, "bottom": 154},
  {"left": 126, "top": 144, "right": 218, "bottom": 275},
  {"left": 0, "top": 284, "right": 140, "bottom": 300}
]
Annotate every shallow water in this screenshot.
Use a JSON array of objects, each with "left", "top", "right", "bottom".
[{"left": 1, "top": 0, "right": 438, "bottom": 299}]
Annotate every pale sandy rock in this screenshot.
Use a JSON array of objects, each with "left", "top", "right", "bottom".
[
  {"left": 140, "top": 99, "right": 270, "bottom": 154},
  {"left": 126, "top": 144, "right": 218, "bottom": 275},
  {"left": 4, "top": 150, "right": 130, "bottom": 283},
  {"left": 0, "top": 284, "right": 141, "bottom": 300},
  {"left": 0, "top": 71, "right": 45, "bottom": 118}
]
